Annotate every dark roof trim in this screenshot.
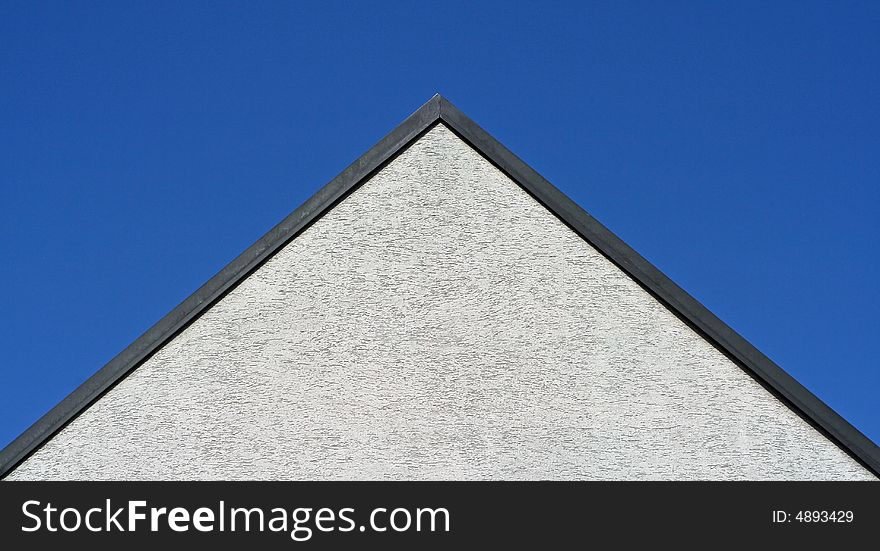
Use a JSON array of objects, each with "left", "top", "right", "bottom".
[{"left": 2, "top": 94, "right": 877, "bottom": 479}]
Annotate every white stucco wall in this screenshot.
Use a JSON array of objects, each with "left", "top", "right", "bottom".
[{"left": 9, "top": 124, "right": 872, "bottom": 480}]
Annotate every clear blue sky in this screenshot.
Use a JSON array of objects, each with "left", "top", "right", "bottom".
[{"left": 1, "top": 1, "right": 878, "bottom": 450}]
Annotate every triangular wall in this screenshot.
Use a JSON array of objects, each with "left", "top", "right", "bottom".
[{"left": 5, "top": 122, "right": 873, "bottom": 480}]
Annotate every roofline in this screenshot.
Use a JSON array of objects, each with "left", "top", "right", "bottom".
[{"left": 2, "top": 94, "right": 877, "bottom": 479}]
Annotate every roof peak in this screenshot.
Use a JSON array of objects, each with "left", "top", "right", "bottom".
[{"left": 1, "top": 95, "right": 877, "bottom": 479}]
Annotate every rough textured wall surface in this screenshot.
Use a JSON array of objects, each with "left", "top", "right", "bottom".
[{"left": 9, "top": 124, "right": 872, "bottom": 480}]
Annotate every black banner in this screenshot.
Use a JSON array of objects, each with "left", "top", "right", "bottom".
[{"left": 1, "top": 482, "right": 876, "bottom": 547}]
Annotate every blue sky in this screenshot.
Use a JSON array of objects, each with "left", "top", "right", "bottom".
[{"left": 1, "top": 1, "right": 877, "bottom": 450}]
